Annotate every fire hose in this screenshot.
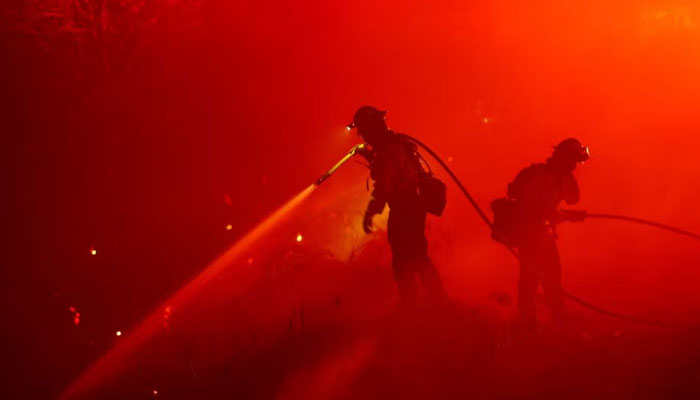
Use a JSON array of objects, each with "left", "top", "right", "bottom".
[
  {"left": 317, "top": 134, "right": 700, "bottom": 326},
  {"left": 573, "top": 212, "right": 700, "bottom": 242}
]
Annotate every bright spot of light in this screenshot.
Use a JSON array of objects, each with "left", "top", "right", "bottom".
[
  {"left": 345, "top": 125, "right": 352, "bottom": 132},
  {"left": 90, "top": 247, "right": 97, "bottom": 256},
  {"left": 482, "top": 117, "right": 490, "bottom": 124},
  {"left": 69, "top": 306, "right": 80, "bottom": 326},
  {"left": 225, "top": 224, "right": 233, "bottom": 231},
  {"left": 152, "top": 389, "right": 159, "bottom": 396},
  {"left": 296, "top": 233, "right": 303, "bottom": 243},
  {"left": 163, "top": 306, "right": 172, "bottom": 330},
  {"left": 115, "top": 330, "right": 122, "bottom": 337}
]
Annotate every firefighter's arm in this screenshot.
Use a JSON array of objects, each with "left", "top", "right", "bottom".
[
  {"left": 507, "top": 167, "right": 529, "bottom": 200},
  {"left": 553, "top": 175, "right": 584, "bottom": 223},
  {"left": 362, "top": 197, "right": 386, "bottom": 234},
  {"left": 562, "top": 173, "right": 580, "bottom": 205},
  {"left": 363, "top": 151, "right": 397, "bottom": 234}
]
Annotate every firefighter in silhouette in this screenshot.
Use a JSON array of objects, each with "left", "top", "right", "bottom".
[
  {"left": 348, "top": 106, "right": 446, "bottom": 305},
  {"left": 496, "top": 138, "right": 589, "bottom": 328}
]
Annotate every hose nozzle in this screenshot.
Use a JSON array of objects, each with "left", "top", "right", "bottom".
[{"left": 315, "top": 143, "right": 368, "bottom": 186}]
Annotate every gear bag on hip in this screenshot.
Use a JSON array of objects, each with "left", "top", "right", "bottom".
[
  {"left": 490, "top": 197, "right": 523, "bottom": 246},
  {"left": 419, "top": 171, "right": 447, "bottom": 216}
]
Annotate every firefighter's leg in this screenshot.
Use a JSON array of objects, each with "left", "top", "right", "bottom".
[
  {"left": 518, "top": 258, "right": 540, "bottom": 328},
  {"left": 541, "top": 240, "right": 566, "bottom": 322},
  {"left": 415, "top": 253, "right": 447, "bottom": 303},
  {"left": 402, "top": 205, "right": 446, "bottom": 301},
  {"left": 388, "top": 205, "right": 424, "bottom": 305},
  {"left": 392, "top": 256, "right": 420, "bottom": 305}
]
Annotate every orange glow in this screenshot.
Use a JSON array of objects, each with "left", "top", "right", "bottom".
[
  {"left": 296, "top": 233, "right": 303, "bottom": 242},
  {"left": 115, "top": 331, "right": 122, "bottom": 337},
  {"left": 226, "top": 224, "right": 233, "bottom": 231},
  {"left": 90, "top": 248, "right": 97, "bottom": 256}
]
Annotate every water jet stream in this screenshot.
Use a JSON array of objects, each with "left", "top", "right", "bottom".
[{"left": 60, "top": 184, "right": 317, "bottom": 399}]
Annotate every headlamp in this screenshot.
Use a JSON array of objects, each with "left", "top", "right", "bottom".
[{"left": 580, "top": 146, "right": 590, "bottom": 162}]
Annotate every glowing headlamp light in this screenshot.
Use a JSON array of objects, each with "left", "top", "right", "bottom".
[{"left": 580, "top": 146, "right": 590, "bottom": 162}]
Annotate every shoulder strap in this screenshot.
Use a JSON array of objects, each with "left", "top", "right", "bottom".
[
  {"left": 416, "top": 151, "right": 433, "bottom": 174},
  {"left": 396, "top": 133, "right": 432, "bottom": 175}
]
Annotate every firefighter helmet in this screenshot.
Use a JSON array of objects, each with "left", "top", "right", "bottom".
[
  {"left": 552, "top": 138, "right": 590, "bottom": 163},
  {"left": 347, "top": 106, "right": 387, "bottom": 130}
]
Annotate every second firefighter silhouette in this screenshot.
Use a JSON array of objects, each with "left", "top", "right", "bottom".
[
  {"left": 348, "top": 106, "right": 447, "bottom": 305},
  {"left": 492, "top": 138, "right": 589, "bottom": 327}
]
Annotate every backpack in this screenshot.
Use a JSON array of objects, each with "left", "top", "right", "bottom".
[
  {"left": 401, "top": 136, "right": 447, "bottom": 216},
  {"left": 490, "top": 197, "right": 522, "bottom": 246},
  {"left": 419, "top": 169, "right": 447, "bottom": 216}
]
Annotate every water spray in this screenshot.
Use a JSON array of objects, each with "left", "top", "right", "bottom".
[
  {"left": 64, "top": 143, "right": 381, "bottom": 397},
  {"left": 61, "top": 184, "right": 318, "bottom": 399}
]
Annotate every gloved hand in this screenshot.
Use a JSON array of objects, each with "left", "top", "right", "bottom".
[
  {"left": 562, "top": 209, "right": 587, "bottom": 222},
  {"left": 362, "top": 211, "right": 375, "bottom": 234},
  {"left": 362, "top": 198, "right": 385, "bottom": 234}
]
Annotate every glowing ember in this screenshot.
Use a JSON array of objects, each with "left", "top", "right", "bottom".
[
  {"left": 226, "top": 224, "right": 233, "bottom": 231},
  {"left": 69, "top": 307, "right": 80, "bottom": 326},
  {"left": 163, "top": 306, "right": 172, "bottom": 329},
  {"left": 296, "top": 233, "right": 303, "bottom": 243},
  {"left": 115, "top": 331, "right": 122, "bottom": 337},
  {"left": 90, "top": 248, "right": 97, "bottom": 256}
]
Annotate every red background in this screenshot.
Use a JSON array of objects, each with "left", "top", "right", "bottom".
[{"left": 2, "top": 1, "right": 700, "bottom": 398}]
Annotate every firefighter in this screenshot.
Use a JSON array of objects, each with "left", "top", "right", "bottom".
[
  {"left": 505, "top": 138, "right": 589, "bottom": 328},
  {"left": 348, "top": 106, "right": 446, "bottom": 305}
]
